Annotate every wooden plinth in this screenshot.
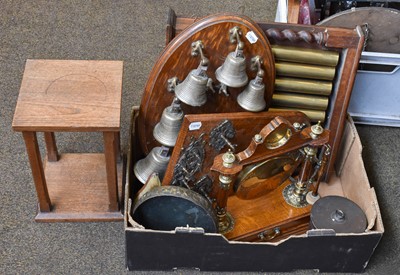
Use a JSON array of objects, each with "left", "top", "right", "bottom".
[
  {"left": 224, "top": 179, "right": 312, "bottom": 242},
  {"left": 34, "top": 153, "right": 123, "bottom": 222},
  {"left": 12, "top": 60, "right": 124, "bottom": 222}
]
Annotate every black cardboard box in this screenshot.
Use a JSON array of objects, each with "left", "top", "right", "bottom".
[{"left": 124, "top": 109, "right": 383, "bottom": 273}]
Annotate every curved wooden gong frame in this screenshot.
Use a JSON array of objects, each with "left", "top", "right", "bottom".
[
  {"left": 138, "top": 13, "right": 275, "bottom": 154},
  {"left": 161, "top": 110, "right": 310, "bottom": 189}
]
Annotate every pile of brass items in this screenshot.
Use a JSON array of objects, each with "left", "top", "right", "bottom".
[
  {"left": 208, "top": 118, "right": 330, "bottom": 239},
  {"left": 133, "top": 110, "right": 332, "bottom": 241},
  {"left": 162, "top": 111, "right": 311, "bottom": 195},
  {"left": 137, "top": 13, "right": 276, "bottom": 157},
  {"left": 155, "top": 112, "right": 329, "bottom": 240},
  {"left": 131, "top": 15, "right": 348, "bottom": 241},
  {"left": 271, "top": 45, "right": 340, "bottom": 123},
  {"left": 134, "top": 23, "right": 274, "bottom": 186}
]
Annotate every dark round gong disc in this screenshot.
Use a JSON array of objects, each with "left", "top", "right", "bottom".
[
  {"left": 318, "top": 7, "right": 400, "bottom": 54},
  {"left": 311, "top": 195, "right": 367, "bottom": 233},
  {"left": 132, "top": 185, "right": 218, "bottom": 233}
]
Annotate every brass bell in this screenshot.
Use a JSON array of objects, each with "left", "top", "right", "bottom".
[
  {"left": 174, "top": 69, "right": 209, "bottom": 106},
  {"left": 153, "top": 97, "right": 184, "bottom": 147},
  {"left": 134, "top": 147, "right": 170, "bottom": 184},
  {"left": 172, "top": 40, "right": 211, "bottom": 107},
  {"left": 215, "top": 26, "right": 248, "bottom": 95},
  {"left": 215, "top": 51, "right": 248, "bottom": 88},
  {"left": 237, "top": 57, "right": 266, "bottom": 112}
]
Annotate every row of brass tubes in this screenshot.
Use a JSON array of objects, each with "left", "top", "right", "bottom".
[
  {"left": 275, "top": 77, "right": 332, "bottom": 96},
  {"left": 271, "top": 45, "right": 337, "bottom": 123},
  {"left": 268, "top": 107, "right": 326, "bottom": 123},
  {"left": 272, "top": 92, "right": 329, "bottom": 111},
  {"left": 272, "top": 45, "right": 340, "bottom": 67},
  {"left": 276, "top": 62, "right": 336, "bottom": 81}
]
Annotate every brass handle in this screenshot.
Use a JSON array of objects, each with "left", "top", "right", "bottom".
[
  {"left": 191, "top": 40, "right": 209, "bottom": 66},
  {"left": 258, "top": 227, "right": 281, "bottom": 241}
]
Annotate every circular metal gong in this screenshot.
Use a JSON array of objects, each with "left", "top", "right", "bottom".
[
  {"left": 265, "top": 124, "right": 292, "bottom": 149},
  {"left": 132, "top": 185, "right": 218, "bottom": 233},
  {"left": 318, "top": 7, "right": 400, "bottom": 54},
  {"left": 234, "top": 155, "right": 296, "bottom": 199},
  {"left": 311, "top": 195, "right": 367, "bottom": 233}
]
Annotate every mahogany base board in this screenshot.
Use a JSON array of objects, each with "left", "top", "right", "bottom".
[
  {"left": 35, "top": 153, "right": 124, "bottom": 222},
  {"left": 224, "top": 179, "right": 312, "bottom": 241}
]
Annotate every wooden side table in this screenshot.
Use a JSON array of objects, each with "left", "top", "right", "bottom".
[{"left": 12, "top": 59, "right": 124, "bottom": 222}]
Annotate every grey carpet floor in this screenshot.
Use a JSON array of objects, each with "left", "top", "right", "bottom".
[{"left": 1, "top": 1, "right": 399, "bottom": 274}]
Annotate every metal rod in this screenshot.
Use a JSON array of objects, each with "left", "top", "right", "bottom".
[
  {"left": 272, "top": 92, "right": 329, "bottom": 111},
  {"left": 275, "top": 77, "right": 332, "bottom": 96},
  {"left": 276, "top": 62, "right": 336, "bottom": 81},
  {"left": 268, "top": 107, "right": 326, "bottom": 123},
  {"left": 272, "top": 45, "right": 339, "bottom": 67}
]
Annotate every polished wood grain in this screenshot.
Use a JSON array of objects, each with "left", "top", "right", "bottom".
[
  {"left": 166, "top": 9, "right": 364, "bottom": 181},
  {"left": 224, "top": 178, "right": 312, "bottom": 241},
  {"left": 103, "top": 132, "right": 120, "bottom": 211},
  {"left": 128, "top": 109, "right": 322, "bottom": 242},
  {"left": 36, "top": 153, "right": 123, "bottom": 222},
  {"left": 44, "top": 132, "right": 59, "bottom": 161},
  {"left": 22, "top": 131, "right": 52, "bottom": 212},
  {"left": 237, "top": 124, "right": 329, "bottom": 166},
  {"left": 138, "top": 13, "right": 275, "bottom": 154},
  {"left": 13, "top": 60, "right": 124, "bottom": 222},
  {"left": 12, "top": 59, "right": 123, "bottom": 132},
  {"left": 208, "top": 116, "right": 328, "bottom": 224},
  {"left": 162, "top": 111, "right": 310, "bottom": 189}
]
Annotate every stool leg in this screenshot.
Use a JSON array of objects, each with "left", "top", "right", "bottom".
[
  {"left": 22, "top": 131, "right": 52, "bottom": 212},
  {"left": 44, "top": 132, "right": 59, "bottom": 162},
  {"left": 103, "top": 131, "right": 119, "bottom": 211},
  {"left": 115, "top": 132, "right": 122, "bottom": 163}
]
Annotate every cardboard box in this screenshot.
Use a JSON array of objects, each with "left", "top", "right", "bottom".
[{"left": 124, "top": 109, "right": 383, "bottom": 273}]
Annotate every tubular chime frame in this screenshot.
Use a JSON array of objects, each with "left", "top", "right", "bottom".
[{"left": 165, "top": 9, "right": 365, "bottom": 181}]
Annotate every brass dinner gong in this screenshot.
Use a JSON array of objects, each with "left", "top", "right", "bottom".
[{"left": 132, "top": 185, "right": 218, "bottom": 233}]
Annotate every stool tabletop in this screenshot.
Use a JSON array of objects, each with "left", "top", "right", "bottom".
[{"left": 12, "top": 59, "right": 123, "bottom": 132}]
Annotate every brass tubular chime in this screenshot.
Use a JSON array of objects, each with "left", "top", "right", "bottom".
[{"left": 271, "top": 45, "right": 340, "bottom": 123}]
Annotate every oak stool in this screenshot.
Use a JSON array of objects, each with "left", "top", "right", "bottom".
[{"left": 13, "top": 59, "right": 124, "bottom": 222}]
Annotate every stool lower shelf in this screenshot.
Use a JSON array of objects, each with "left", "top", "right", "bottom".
[{"left": 35, "top": 153, "right": 124, "bottom": 222}]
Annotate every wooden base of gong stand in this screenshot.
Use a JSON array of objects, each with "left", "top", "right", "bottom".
[{"left": 224, "top": 179, "right": 312, "bottom": 242}]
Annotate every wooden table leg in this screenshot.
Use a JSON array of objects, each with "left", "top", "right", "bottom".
[
  {"left": 115, "top": 131, "right": 122, "bottom": 163},
  {"left": 103, "top": 131, "right": 119, "bottom": 211},
  {"left": 44, "top": 132, "right": 59, "bottom": 162},
  {"left": 22, "top": 131, "right": 52, "bottom": 212}
]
